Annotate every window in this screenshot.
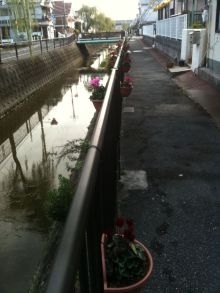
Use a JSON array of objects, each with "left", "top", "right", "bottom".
[{"left": 216, "top": 0, "right": 220, "bottom": 32}]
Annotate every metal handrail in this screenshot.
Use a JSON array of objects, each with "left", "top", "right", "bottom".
[
  {"left": 0, "top": 34, "right": 76, "bottom": 62},
  {"left": 45, "top": 40, "right": 125, "bottom": 293}
]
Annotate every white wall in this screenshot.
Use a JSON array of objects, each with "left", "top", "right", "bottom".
[
  {"left": 207, "top": 0, "right": 220, "bottom": 64},
  {"left": 142, "top": 24, "right": 155, "bottom": 37},
  {"left": 181, "top": 29, "right": 194, "bottom": 62},
  {"left": 191, "top": 29, "right": 207, "bottom": 72}
]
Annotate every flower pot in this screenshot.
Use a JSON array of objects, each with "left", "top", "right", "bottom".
[
  {"left": 124, "top": 57, "right": 131, "bottom": 63},
  {"left": 122, "top": 62, "right": 131, "bottom": 73},
  {"left": 120, "top": 87, "right": 132, "bottom": 97},
  {"left": 124, "top": 52, "right": 131, "bottom": 63},
  {"left": 101, "top": 234, "right": 153, "bottom": 293},
  {"left": 90, "top": 99, "right": 103, "bottom": 112}
]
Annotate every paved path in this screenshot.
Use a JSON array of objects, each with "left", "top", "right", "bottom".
[{"left": 118, "top": 37, "right": 220, "bottom": 292}]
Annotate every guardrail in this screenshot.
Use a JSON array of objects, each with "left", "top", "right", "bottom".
[
  {"left": 76, "top": 31, "right": 124, "bottom": 44},
  {"left": 79, "top": 31, "right": 123, "bottom": 40},
  {"left": 45, "top": 40, "right": 125, "bottom": 293},
  {"left": 0, "top": 34, "right": 75, "bottom": 63}
]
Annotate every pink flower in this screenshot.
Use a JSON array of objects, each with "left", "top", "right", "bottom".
[
  {"left": 89, "top": 76, "right": 101, "bottom": 88},
  {"left": 124, "top": 76, "right": 132, "bottom": 83}
]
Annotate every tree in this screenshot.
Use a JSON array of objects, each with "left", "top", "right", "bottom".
[
  {"left": 78, "top": 5, "right": 97, "bottom": 32},
  {"left": 78, "top": 5, "right": 115, "bottom": 32},
  {"left": 8, "top": 0, "right": 35, "bottom": 54},
  {"left": 94, "top": 13, "right": 115, "bottom": 32}
]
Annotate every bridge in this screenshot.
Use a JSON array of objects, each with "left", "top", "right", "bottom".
[{"left": 76, "top": 31, "right": 124, "bottom": 44}]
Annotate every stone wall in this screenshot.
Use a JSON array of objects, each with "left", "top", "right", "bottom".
[
  {"left": 0, "top": 42, "right": 107, "bottom": 118},
  {"left": 155, "top": 36, "right": 182, "bottom": 62}
]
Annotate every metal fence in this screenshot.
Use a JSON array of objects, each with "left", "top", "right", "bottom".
[
  {"left": 79, "top": 31, "right": 123, "bottom": 40},
  {"left": 45, "top": 41, "right": 125, "bottom": 293},
  {"left": 156, "top": 14, "right": 188, "bottom": 40},
  {"left": 0, "top": 34, "right": 75, "bottom": 63}
]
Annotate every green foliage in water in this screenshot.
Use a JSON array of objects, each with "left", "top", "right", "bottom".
[
  {"left": 45, "top": 175, "right": 74, "bottom": 222},
  {"left": 57, "top": 139, "right": 89, "bottom": 172}
]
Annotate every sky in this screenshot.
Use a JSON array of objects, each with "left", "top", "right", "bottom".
[{"left": 68, "top": 0, "right": 139, "bottom": 20}]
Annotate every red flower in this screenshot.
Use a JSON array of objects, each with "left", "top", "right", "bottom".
[
  {"left": 124, "top": 228, "right": 135, "bottom": 241},
  {"left": 126, "top": 218, "right": 134, "bottom": 227},
  {"left": 115, "top": 217, "right": 124, "bottom": 228}
]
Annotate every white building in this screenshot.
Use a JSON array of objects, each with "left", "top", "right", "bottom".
[
  {"left": 137, "top": 0, "right": 158, "bottom": 35},
  {"left": 198, "top": 0, "right": 220, "bottom": 86},
  {"left": 140, "top": 0, "right": 220, "bottom": 88},
  {"left": 0, "top": 0, "right": 55, "bottom": 42}
]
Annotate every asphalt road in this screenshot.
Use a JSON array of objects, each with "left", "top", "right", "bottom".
[{"left": 118, "top": 37, "right": 220, "bottom": 293}]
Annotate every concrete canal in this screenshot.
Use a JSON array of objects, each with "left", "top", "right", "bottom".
[{"left": 0, "top": 51, "right": 109, "bottom": 293}]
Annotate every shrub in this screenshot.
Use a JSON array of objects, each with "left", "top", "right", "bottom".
[{"left": 46, "top": 175, "right": 74, "bottom": 222}]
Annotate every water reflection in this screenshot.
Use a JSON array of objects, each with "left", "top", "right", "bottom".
[
  {"left": 0, "top": 71, "right": 109, "bottom": 227},
  {"left": 0, "top": 66, "right": 109, "bottom": 292}
]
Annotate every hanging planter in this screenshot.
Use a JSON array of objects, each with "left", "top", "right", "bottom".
[
  {"left": 124, "top": 52, "right": 131, "bottom": 63},
  {"left": 90, "top": 99, "right": 103, "bottom": 112},
  {"left": 120, "top": 75, "right": 133, "bottom": 97},
  {"left": 122, "top": 61, "right": 131, "bottom": 73},
  {"left": 88, "top": 76, "right": 106, "bottom": 112},
  {"left": 101, "top": 217, "right": 153, "bottom": 293},
  {"left": 120, "top": 86, "right": 132, "bottom": 97}
]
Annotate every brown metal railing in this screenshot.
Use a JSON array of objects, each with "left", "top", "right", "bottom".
[{"left": 45, "top": 40, "right": 125, "bottom": 293}]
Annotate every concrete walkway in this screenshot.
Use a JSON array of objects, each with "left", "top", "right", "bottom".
[{"left": 118, "top": 37, "right": 220, "bottom": 292}]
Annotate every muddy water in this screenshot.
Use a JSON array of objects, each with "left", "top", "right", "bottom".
[{"left": 0, "top": 51, "right": 109, "bottom": 293}]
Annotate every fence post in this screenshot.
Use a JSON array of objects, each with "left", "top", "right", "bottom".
[
  {"left": 40, "top": 38, "right": 43, "bottom": 54},
  {"left": 14, "top": 43, "right": 18, "bottom": 60},
  {"left": 46, "top": 39, "right": 48, "bottom": 51}
]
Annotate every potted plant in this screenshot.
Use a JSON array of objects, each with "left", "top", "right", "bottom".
[
  {"left": 120, "top": 75, "right": 133, "bottom": 97},
  {"left": 101, "top": 217, "right": 153, "bottom": 292},
  {"left": 122, "top": 61, "right": 131, "bottom": 73},
  {"left": 89, "top": 76, "right": 106, "bottom": 111},
  {"left": 123, "top": 51, "right": 131, "bottom": 63},
  {"left": 107, "top": 52, "right": 118, "bottom": 71}
]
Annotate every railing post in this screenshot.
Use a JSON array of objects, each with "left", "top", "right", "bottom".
[
  {"left": 40, "top": 38, "right": 43, "bottom": 54},
  {"left": 46, "top": 38, "right": 48, "bottom": 51},
  {"left": 14, "top": 43, "right": 18, "bottom": 60}
]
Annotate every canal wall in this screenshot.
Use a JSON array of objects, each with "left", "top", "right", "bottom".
[{"left": 0, "top": 42, "right": 107, "bottom": 118}]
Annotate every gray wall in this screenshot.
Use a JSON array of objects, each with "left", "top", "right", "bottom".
[{"left": 0, "top": 43, "right": 107, "bottom": 118}]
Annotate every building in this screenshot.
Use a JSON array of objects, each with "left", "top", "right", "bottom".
[
  {"left": 137, "top": 0, "right": 158, "bottom": 36},
  {"left": 53, "top": 0, "right": 74, "bottom": 36},
  {"left": 0, "top": 0, "right": 55, "bottom": 42},
  {"left": 138, "top": 0, "right": 220, "bottom": 88},
  {"left": 38, "top": 0, "right": 55, "bottom": 39},
  {"left": 199, "top": 0, "right": 220, "bottom": 86}
]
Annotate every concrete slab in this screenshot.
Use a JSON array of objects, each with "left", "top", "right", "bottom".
[
  {"left": 120, "top": 170, "right": 148, "bottom": 190},
  {"left": 123, "top": 107, "right": 134, "bottom": 113},
  {"left": 168, "top": 66, "right": 191, "bottom": 76}
]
